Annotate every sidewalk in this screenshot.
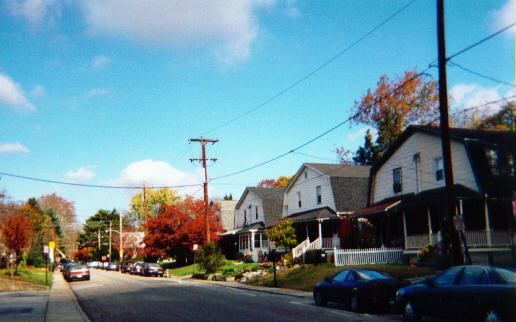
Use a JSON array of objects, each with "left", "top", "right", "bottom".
[{"left": 45, "top": 272, "right": 89, "bottom": 322}]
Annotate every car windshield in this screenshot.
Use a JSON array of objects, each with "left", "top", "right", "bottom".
[
  {"left": 356, "top": 270, "right": 390, "bottom": 280},
  {"left": 148, "top": 263, "right": 160, "bottom": 267}
]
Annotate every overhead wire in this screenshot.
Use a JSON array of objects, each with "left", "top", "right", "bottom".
[
  {"left": 202, "top": 0, "right": 419, "bottom": 135},
  {"left": 447, "top": 60, "right": 515, "bottom": 87}
]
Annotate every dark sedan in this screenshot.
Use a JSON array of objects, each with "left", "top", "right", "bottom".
[
  {"left": 63, "top": 264, "right": 90, "bottom": 282},
  {"left": 395, "top": 265, "right": 516, "bottom": 321},
  {"left": 121, "top": 262, "right": 134, "bottom": 273},
  {"left": 313, "top": 268, "right": 410, "bottom": 312}
]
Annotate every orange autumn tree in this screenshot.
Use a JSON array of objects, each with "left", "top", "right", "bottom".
[
  {"left": 0, "top": 210, "right": 34, "bottom": 277},
  {"left": 341, "top": 71, "right": 439, "bottom": 165},
  {"left": 142, "top": 197, "right": 222, "bottom": 265}
]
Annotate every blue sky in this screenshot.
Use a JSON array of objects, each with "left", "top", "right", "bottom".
[{"left": 0, "top": 0, "right": 514, "bottom": 223}]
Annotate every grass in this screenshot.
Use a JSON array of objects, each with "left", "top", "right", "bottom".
[
  {"left": 169, "top": 261, "right": 262, "bottom": 277},
  {"left": 0, "top": 266, "right": 53, "bottom": 287},
  {"left": 249, "top": 263, "right": 438, "bottom": 292}
]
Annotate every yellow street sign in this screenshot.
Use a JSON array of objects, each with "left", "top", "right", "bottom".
[
  {"left": 49, "top": 241, "right": 55, "bottom": 249},
  {"left": 119, "top": 250, "right": 124, "bottom": 256}
]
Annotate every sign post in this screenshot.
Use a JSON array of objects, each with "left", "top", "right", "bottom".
[{"left": 43, "top": 246, "right": 49, "bottom": 285}]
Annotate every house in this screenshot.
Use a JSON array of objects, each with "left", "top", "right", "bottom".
[
  {"left": 282, "top": 163, "right": 370, "bottom": 254},
  {"left": 352, "top": 125, "right": 515, "bottom": 264},
  {"left": 232, "top": 187, "right": 284, "bottom": 262}
]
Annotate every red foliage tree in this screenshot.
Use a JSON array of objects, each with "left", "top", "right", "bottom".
[
  {"left": 74, "top": 247, "right": 92, "bottom": 262},
  {"left": 0, "top": 211, "right": 34, "bottom": 277},
  {"left": 143, "top": 198, "right": 222, "bottom": 265}
]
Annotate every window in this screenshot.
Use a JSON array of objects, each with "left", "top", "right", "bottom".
[
  {"left": 332, "top": 270, "right": 349, "bottom": 283},
  {"left": 304, "top": 171, "right": 307, "bottom": 179},
  {"left": 393, "top": 167, "right": 402, "bottom": 193},
  {"left": 435, "top": 157, "right": 444, "bottom": 181},
  {"left": 255, "top": 206, "right": 259, "bottom": 220},
  {"left": 316, "top": 185, "right": 322, "bottom": 204},
  {"left": 458, "top": 266, "right": 486, "bottom": 285},
  {"left": 239, "top": 235, "right": 249, "bottom": 251},
  {"left": 254, "top": 234, "right": 260, "bottom": 248},
  {"left": 297, "top": 191, "right": 302, "bottom": 208},
  {"left": 244, "top": 210, "right": 247, "bottom": 225}
]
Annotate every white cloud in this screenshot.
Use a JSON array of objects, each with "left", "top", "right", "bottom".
[
  {"left": 0, "top": 73, "right": 36, "bottom": 112},
  {"left": 30, "top": 85, "right": 45, "bottom": 97},
  {"left": 450, "top": 84, "right": 507, "bottom": 115},
  {"left": 78, "top": 0, "right": 275, "bottom": 65},
  {"left": 92, "top": 55, "right": 111, "bottom": 69},
  {"left": 108, "top": 159, "right": 203, "bottom": 197},
  {"left": 0, "top": 142, "right": 30, "bottom": 154},
  {"left": 490, "top": 0, "right": 515, "bottom": 34},
  {"left": 5, "top": 0, "right": 60, "bottom": 29},
  {"left": 86, "top": 88, "right": 109, "bottom": 98},
  {"left": 65, "top": 166, "right": 96, "bottom": 183}
]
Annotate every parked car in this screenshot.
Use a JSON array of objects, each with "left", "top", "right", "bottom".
[
  {"left": 63, "top": 264, "right": 90, "bottom": 282},
  {"left": 131, "top": 262, "right": 145, "bottom": 275},
  {"left": 101, "top": 261, "right": 109, "bottom": 270},
  {"left": 56, "top": 262, "right": 63, "bottom": 271},
  {"left": 121, "top": 262, "right": 134, "bottom": 273},
  {"left": 143, "top": 263, "right": 164, "bottom": 277},
  {"left": 313, "top": 268, "right": 410, "bottom": 312},
  {"left": 87, "top": 261, "right": 100, "bottom": 268},
  {"left": 395, "top": 265, "right": 516, "bottom": 321},
  {"left": 107, "top": 262, "right": 120, "bottom": 271}
]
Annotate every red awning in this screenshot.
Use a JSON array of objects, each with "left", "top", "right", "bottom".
[{"left": 351, "top": 200, "right": 401, "bottom": 217}]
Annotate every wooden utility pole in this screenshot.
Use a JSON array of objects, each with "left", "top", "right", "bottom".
[
  {"left": 437, "top": 0, "right": 463, "bottom": 266},
  {"left": 109, "top": 221, "right": 112, "bottom": 261},
  {"left": 119, "top": 212, "right": 123, "bottom": 263},
  {"left": 143, "top": 183, "right": 148, "bottom": 234},
  {"left": 189, "top": 136, "right": 218, "bottom": 244}
]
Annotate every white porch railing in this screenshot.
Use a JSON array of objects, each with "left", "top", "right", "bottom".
[
  {"left": 405, "top": 230, "right": 512, "bottom": 249},
  {"left": 292, "top": 238, "right": 310, "bottom": 258},
  {"left": 322, "top": 238, "right": 334, "bottom": 249},
  {"left": 334, "top": 248, "right": 404, "bottom": 266}
]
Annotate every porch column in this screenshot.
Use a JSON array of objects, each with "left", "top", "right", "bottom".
[
  {"left": 318, "top": 219, "right": 323, "bottom": 249},
  {"left": 427, "top": 207, "right": 433, "bottom": 244},
  {"left": 250, "top": 230, "right": 256, "bottom": 251},
  {"left": 484, "top": 194, "right": 492, "bottom": 247},
  {"left": 402, "top": 210, "right": 408, "bottom": 248}
]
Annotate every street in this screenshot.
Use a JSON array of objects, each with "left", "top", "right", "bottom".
[{"left": 70, "top": 269, "right": 402, "bottom": 321}]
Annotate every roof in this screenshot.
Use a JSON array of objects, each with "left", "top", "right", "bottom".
[
  {"left": 351, "top": 200, "right": 401, "bottom": 217},
  {"left": 235, "top": 187, "right": 285, "bottom": 225},
  {"left": 371, "top": 125, "right": 516, "bottom": 174},
  {"left": 286, "top": 207, "right": 339, "bottom": 223},
  {"left": 305, "top": 163, "right": 371, "bottom": 178}
]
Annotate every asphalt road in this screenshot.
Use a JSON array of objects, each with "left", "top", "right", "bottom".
[{"left": 70, "top": 269, "right": 403, "bottom": 321}]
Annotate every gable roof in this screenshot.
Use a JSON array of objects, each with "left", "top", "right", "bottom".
[
  {"left": 235, "top": 187, "right": 285, "bottom": 225},
  {"left": 371, "top": 125, "right": 516, "bottom": 173},
  {"left": 286, "top": 163, "right": 370, "bottom": 193}
]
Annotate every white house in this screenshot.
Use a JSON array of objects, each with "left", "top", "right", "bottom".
[
  {"left": 283, "top": 163, "right": 370, "bottom": 254},
  {"left": 233, "top": 187, "right": 284, "bottom": 262},
  {"left": 353, "top": 125, "right": 515, "bottom": 264}
]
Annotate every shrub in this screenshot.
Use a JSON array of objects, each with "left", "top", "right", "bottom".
[
  {"left": 159, "top": 261, "right": 176, "bottom": 270},
  {"left": 197, "top": 243, "right": 224, "bottom": 274},
  {"left": 304, "top": 249, "right": 324, "bottom": 264}
]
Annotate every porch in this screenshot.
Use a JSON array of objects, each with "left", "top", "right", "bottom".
[{"left": 405, "top": 230, "right": 513, "bottom": 250}]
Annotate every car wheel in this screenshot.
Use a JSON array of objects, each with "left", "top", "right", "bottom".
[
  {"left": 314, "top": 291, "right": 327, "bottom": 307},
  {"left": 350, "top": 295, "right": 363, "bottom": 313},
  {"left": 484, "top": 309, "right": 503, "bottom": 322},
  {"left": 402, "top": 301, "right": 421, "bottom": 322}
]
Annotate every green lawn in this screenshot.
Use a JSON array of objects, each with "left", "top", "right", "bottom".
[
  {"left": 169, "top": 261, "right": 438, "bottom": 292},
  {"left": 0, "top": 266, "right": 53, "bottom": 287},
  {"left": 250, "top": 263, "right": 438, "bottom": 291}
]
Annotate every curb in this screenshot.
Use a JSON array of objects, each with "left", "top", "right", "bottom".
[{"left": 45, "top": 272, "right": 90, "bottom": 322}]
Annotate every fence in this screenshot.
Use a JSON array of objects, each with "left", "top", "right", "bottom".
[
  {"left": 334, "top": 247, "right": 404, "bottom": 267},
  {"left": 292, "top": 238, "right": 310, "bottom": 258}
]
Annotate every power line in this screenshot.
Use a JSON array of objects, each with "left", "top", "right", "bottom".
[
  {"left": 0, "top": 171, "right": 202, "bottom": 190},
  {"left": 202, "top": 0, "right": 418, "bottom": 134},
  {"left": 447, "top": 60, "right": 515, "bottom": 87},
  {"left": 211, "top": 69, "right": 431, "bottom": 181}
]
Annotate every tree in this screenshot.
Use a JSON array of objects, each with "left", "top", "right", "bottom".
[
  {"left": 142, "top": 198, "right": 223, "bottom": 266},
  {"left": 339, "top": 71, "right": 439, "bottom": 163},
  {"left": 129, "top": 188, "right": 181, "bottom": 225},
  {"left": 472, "top": 102, "right": 515, "bottom": 131},
  {"left": 223, "top": 194, "right": 233, "bottom": 200},
  {"left": 77, "top": 209, "right": 121, "bottom": 261},
  {"left": 266, "top": 221, "right": 297, "bottom": 251},
  {"left": 196, "top": 243, "right": 224, "bottom": 274},
  {"left": 257, "top": 175, "right": 294, "bottom": 188},
  {"left": 353, "top": 129, "right": 381, "bottom": 165},
  {"left": 0, "top": 210, "right": 33, "bottom": 277}
]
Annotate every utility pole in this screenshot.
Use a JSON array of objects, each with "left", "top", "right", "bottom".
[
  {"left": 120, "top": 212, "right": 123, "bottom": 263},
  {"left": 143, "top": 183, "right": 148, "bottom": 234},
  {"left": 189, "top": 136, "right": 218, "bottom": 244},
  {"left": 437, "top": 0, "right": 463, "bottom": 266},
  {"left": 109, "top": 221, "right": 112, "bottom": 262},
  {"left": 98, "top": 227, "right": 101, "bottom": 251}
]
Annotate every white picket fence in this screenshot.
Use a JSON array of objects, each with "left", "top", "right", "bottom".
[{"left": 334, "top": 247, "right": 404, "bottom": 267}]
